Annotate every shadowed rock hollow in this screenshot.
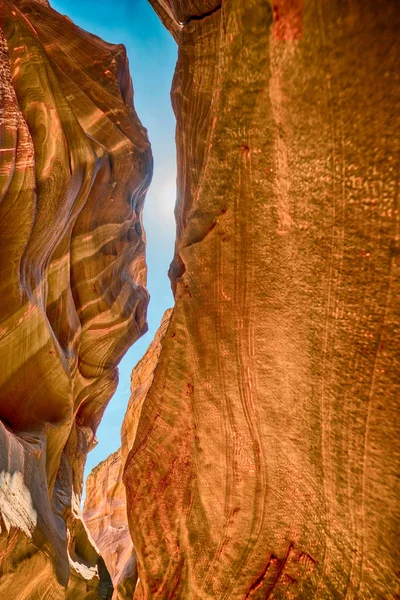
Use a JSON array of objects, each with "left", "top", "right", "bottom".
[{"left": 0, "top": 0, "right": 151, "bottom": 597}]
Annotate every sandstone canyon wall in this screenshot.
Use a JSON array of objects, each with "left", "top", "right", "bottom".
[
  {"left": 84, "top": 310, "right": 172, "bottom": 600},
  {"left": 84, "top": 449, "right": 133, "bottom": 600},
  {"left": 0, "top": 0, "right": 151, "bottom": 597},
  {"left": 122, "top": 1, "right": 400, "bottom": 599},
  {"left": 1, "top": 0, "right": 399, "bottom": 599}
]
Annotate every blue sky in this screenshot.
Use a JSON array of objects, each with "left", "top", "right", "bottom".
[{"left": 51, "top": 0, "right": 177, "bottom": 480}]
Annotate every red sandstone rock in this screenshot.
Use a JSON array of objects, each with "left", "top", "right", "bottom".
[
  {"left": 0, "top": 0, "right": 151, "bottom": 597},
  {"left": 84, "top": 310, "right": 172, "bottom": 600},
  {"left": 148, "top": 0, "right": 221, "bottom": 25},
  {"left": 84, "top": 449, "right": 135, "bottom": 600},
  {"left": 123, "top": 1, "right": 400, "bottom": 598}
]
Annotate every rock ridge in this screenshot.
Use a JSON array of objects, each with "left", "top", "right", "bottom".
[{"left": 181, "top": 3, "right": 222, "bottom": 26}]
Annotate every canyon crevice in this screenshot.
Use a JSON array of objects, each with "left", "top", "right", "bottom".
[{"left": 1, "top": 0, "right": 400, "bottom": 599}]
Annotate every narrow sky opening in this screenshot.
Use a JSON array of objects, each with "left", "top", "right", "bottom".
[{"left": 51, "top": 0, "right": 177, "bottom": 481}]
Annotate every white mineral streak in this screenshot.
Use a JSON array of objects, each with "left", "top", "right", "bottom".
[
  {"left": 0, "top": 471, "right": 37, "bottom": 538},
  {"left": 68, "top": 554, "right": 98, "bottom": 581}
]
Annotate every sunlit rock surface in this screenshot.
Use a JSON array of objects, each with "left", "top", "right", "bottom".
[
  {"left": 0, "top": 0, "right": 151, "bottom": 597},
  {"left": 84, "top": 310, "right": 172, "bottom": 600},
  {"left": 84, "top": 449, "right": 133, "bottom": 600},
  {"left": 123, "top": 0, "right": 400, "bottom": 598}
]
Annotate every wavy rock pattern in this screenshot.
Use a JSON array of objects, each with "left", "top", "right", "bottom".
[
  {"left": 122, "top": 0, "right": 400, "bottom": 598},
  {"left": 0, "top": 0, "right": 151, "bottom": 597},
  {"left": 84, "top": 309, "right": 172, "bottom": 600}
]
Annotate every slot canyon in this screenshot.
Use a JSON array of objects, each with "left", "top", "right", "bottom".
[{"left": 0, "top": 0, "right": 399, "bottom": 599}]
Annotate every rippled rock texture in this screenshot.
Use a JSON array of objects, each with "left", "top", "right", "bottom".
[
  {"left": 84, "top": 310, "right": 172, "bottom": 600},
  {"left": 123, "top": 0, "right": 400, "bottom": 598},
  {"left": 0, "top": 0, "right": 151, "bottom": 597}
]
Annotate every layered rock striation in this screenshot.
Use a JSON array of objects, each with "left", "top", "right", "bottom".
[
  {"left": 84, "top": 449, "right": 134, "bottom": 600},
  {"left": 84, "top": 309, "right": 172, "bottom": 600},
  {"left": 0, "top": 0, "right": 151, "bottom": 597},
  {"left": 122, "top": 0, "right": 400, "bottom": 598}
]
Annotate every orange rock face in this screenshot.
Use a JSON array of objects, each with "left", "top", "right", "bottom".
[
  {"left": 123, "top": 1, "right": 400, "bottom": 598},
  {"left": 0, "top": 0, "right": 151, "bottom": 597},
  {"left": 84, "top": 309, "right": 172, "bottom": 600},
  {"left": 84, "top": 449, "right": 134, "bottom": 600}
]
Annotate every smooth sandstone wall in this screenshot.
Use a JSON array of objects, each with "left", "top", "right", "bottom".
[{"left": 124, "top": 1, "right": 400, "bottom": 598}]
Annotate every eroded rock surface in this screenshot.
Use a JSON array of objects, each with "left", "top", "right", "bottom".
[
  {"left": 84, "top": 449, "right": 133, "bottom": 600},
  {"left": 84, "top": 309, "right": 172, "bottom": 600},
  {"left": 0, "top": 0, "right": 151, "bottom": 597},
  {"left": 123, "top": 0, "right": 400, "bottom": 598}
]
